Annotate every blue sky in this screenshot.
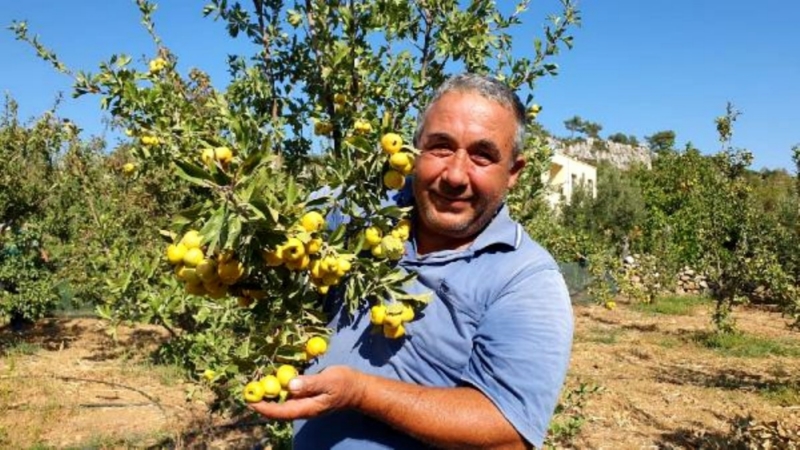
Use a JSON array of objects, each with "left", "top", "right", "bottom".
[{"left": 2, "top": 1, "right": 798, "bottom": 171}]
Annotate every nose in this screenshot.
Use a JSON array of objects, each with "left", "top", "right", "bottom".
[{"left": 441, "top": 149, "right": 469, "bottom": 188}]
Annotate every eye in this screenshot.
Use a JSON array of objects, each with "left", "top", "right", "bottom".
[
  {"left": 470, "top": 152, "right": 494, "bottom": 166},
  {"left": 422, "top": 140, "right": 454, "bottom": 157}
]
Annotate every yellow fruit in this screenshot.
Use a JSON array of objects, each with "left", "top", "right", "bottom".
[
  {"left": 122, "top": 163, "right": 136, "bottom": 175},
  {"left": 370, "top": 243, "right": 386, "bottom": 259},
  {"left": 383, "top": 170, "right": 405, "bottom": 190},
  {"left": 334, "top": 93, "right": 346, "bottom": 105},
  {"left": 320, "top": 255, "right": 338, "bottom": 273},
  {"left": 322, "top": 272, "right": 340, "bottom": 286},
  {"left": 605, "top": 301, "right": 617, "bottom": 310},
  {"left": 300, "top": 211, "right": 326, "bottom": 233},
  {"left": 215, "top": 146, "right": 233, "bottom": 164},
  {"left": 305, "top": 337, "right": 328, "bottom": 357},
  {"left": 260, "top": 375, "right": 282, "bottom": 399},
  {"left": 183, "top": 247, "right": 205, "bottom": 267},
  {"left": 401, "top": 303, "right": 415, "bottom": 322},
  {"left": 275, "top": 365, "right": 298, "bottom": 388},
  {"left": 201, "top": 148, "right": 215, "bottom": 166},
  {"left": 243, "top": 381, "right": 266, "bottom": 403},
  {"left": 370, "top": 304, "right": 387, "bottom": 325},
  {"left": 314, "top": 121, "right": 333, "bottom": 136},
  {"left": 286, "top": 254, "right": 311, "bottom": 271},
  {"left": 354, "top": 119, "right": 372, "bottom": 134},
  {"left": 391, "top": 225, "right": 410, "bottom": 242},
  {"left": 185, "top": 281, "right": 207, "bottom": 296},
  {"left": 205, "top": 280, "right": 228, "bottom": 299},
  {"left": 148, "top": 57, "right": 166, "bottom": 73},
  {"left": 203, "top": 369, "right": 215, "bottom": 382},
  {"left": 380, "top": 235, "right": 405, "bottom": 260},
  {"left": 310, "top": 258, "right": 324, "bottom": 279},
  {"left": 283, "top": 238, "right": 306, "bottom": 262},
  {"left": 389, "top": 152, "right": 411, "bottom": 171},
  {"left": 527, "top": 104, "right": 542, "bottom": 119},
  {"left": 380, "top": 133, "right": 403, "bottom": 155},
  {"left": 262, "top": 248, "right": 284, "bottom": 267},
  {"left": 218, "top": 259, "right": 245, "bottom": 284},
  {"left": 306, "top": 238, "right": 323, "bottom": 255},
  {"left": 175, "top": 266, "right": 200, "bottom": 284},
  {"left": 195, "top": 258, "right": 217, "bottom": 281},
  {"left": 181, "top": 230, "right": 203, "bottom": 249},
  {"left": 364, "top": 227, "right": 383, "bottom": 247},
  {"left": 166, "top": 243, "right": 188, "bottom": 265},
  {"left": 336, "top": 258, "right": 352, "bottom": 276},
  {"left": 383, "top": 323, "right": 406, "bottom": 339},
  {"left": 141, "top": 135, "right": 160, "bottom": 146}
]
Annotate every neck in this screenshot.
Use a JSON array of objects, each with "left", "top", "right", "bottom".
[{"left": 413, "top": 221, "right": 476, "bottom": 256}]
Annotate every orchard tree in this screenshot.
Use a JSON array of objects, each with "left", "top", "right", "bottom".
[{"left": 11, "top": 0, "right": 581, "bottom": 434}]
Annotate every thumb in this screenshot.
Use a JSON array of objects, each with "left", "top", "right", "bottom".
[{"left": 288, "top": 376, "right": 305, "bottom": 393}]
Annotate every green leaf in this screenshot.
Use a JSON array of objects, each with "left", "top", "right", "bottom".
[{"left": 173, "top": 160, "right": 215, "bottom": 188}]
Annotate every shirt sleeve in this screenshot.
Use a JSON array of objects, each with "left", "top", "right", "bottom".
[{"left": 460, "top": 264, "right": 574, "bottom": 448}]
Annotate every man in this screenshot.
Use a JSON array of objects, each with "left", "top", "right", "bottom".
[{"left": 251, "top": 73, "right": 574, "bottom": 449}]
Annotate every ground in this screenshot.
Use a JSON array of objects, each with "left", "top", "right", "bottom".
[{"left": 1, "top": 297, "right": 798, "bottom": 449}]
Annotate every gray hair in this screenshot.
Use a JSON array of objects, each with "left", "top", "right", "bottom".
[{"left": 413, "top": 73, "right": 527, "bottom": 159}]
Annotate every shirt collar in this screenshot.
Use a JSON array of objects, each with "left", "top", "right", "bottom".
[
  {"left": 404, "top": 203, "right": 520, "bottom": 265},
  {"left": 468, "top": 203, "right": 520, "bottom": 252}
]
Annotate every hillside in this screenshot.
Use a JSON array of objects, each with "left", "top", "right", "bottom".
[{"left": 549, "top": 136, "right": 653, "bottom": 170}]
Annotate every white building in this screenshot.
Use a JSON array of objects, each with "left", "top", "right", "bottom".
[{"left": 543, "top": 151, "right": 597, "bottom": 207}]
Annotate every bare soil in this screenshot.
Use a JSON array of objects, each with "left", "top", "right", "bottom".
[{"left": 1, "top": 300, "right": 798, "bottom": 449}]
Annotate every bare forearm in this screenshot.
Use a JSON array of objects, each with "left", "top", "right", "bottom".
[{"left": 353, "top": 372, "right": 528, "bottom": 450}]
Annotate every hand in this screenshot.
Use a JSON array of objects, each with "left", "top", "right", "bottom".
[{"left": 248, "top": 365, "right": 365, "bottom": 420}]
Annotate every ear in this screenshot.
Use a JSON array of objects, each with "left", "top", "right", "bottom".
[{"left": 507, "top": 155, "right": 526, "bottom": 189}]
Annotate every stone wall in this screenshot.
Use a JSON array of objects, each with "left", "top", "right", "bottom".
[{"left": 675, "top": 266, "right": 711, "bottom": 296}]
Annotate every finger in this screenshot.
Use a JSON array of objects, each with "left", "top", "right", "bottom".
[{"left": 248, "top": 396, "right": 323, "bottom": 420}]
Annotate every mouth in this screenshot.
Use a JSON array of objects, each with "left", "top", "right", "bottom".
[{"left": 429, "top": 190, "right": 472, "bottom": 209}]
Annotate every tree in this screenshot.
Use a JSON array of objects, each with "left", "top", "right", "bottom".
[
  {"left": 607, "top": 132, "right": 639, "bottom": 146},
  {"left": 645, "top": 130, "right": 676, "bottom": 154},
  {"left": 564, "top": 115, "right": 584, "bottom": 138},
  {"left": 12, "top": 0, "right": 581, "bottom": 431}
]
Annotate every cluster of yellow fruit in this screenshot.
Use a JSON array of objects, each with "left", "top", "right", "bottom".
[
  {"left": 362, "top": 218, "right": 410, "bottom": 261},
  {"left": 604, "top": 300, "right": 617, "bottom": 310},
  {"left": 241, "top": 337, "right": 328, "bottom": 403},
  {"left": 200, "top": 146, "right": 234, "bottom": 167},
  {"left": 313, "top": 120, "right": 334, "bottom": 136},
  {"left": 380, "top": 133, "right": 414, "bottom": 190},
  {"left": 141, "top": 135, "right": 160, "bottom": 146},
  {"left": 149, "top": 57, "right": 167, "bottom": 74},
  {"left": 261, "top": 211, "right": 353, "bottom": 295},
  {"left": 370, "top": 302, "right": 415, "bottom": 339},
  {"left": 353, "top": 118, "right": 373, "bottom": 134},
  {"left": 526, "top": 103, "right": 542, "bottom": 120},
  {"left": 166, "top": 230, "right": 246, "bottom": 299}
]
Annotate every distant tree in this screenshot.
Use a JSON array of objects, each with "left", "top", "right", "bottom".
[
  {"left": 608, "top": 133, "right": 639, "bottom": 146},
  {"left": 564, "top": 115, "right": 602, "bottom": 139},
  {"left": 646, "top": 130, "right": 676, "bottom": 154},
  {"left": 582, "top": 120, "right": 602, "bottom": 139},
  {"left": 564, "top": 115, "right": 584, "bottom": 138}
]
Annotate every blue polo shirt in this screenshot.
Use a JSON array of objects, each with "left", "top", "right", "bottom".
[{"left": 293, "top": 203, "right": 574, "bottom": 449}]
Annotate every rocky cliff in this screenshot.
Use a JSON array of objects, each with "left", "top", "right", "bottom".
[{"left": 547, "top": 137, "right": 653, "bottom": 170}]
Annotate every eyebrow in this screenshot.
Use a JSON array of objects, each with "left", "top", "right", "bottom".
[
  {"left": 421, "top": 132, "right": 454, "bottom": 147},
  {"left": 421, "top": 133, "right": 503, "bottom": 161},
  {"left": 469, "top": 139, "right": 501, "bottom": 161}
]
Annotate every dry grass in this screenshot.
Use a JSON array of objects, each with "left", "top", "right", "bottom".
[{"left": 1, "top": 299, "right": 799, "bottom": 449}]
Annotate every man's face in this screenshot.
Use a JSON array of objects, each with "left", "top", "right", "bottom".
[{"left": 413, "top": 91, "right": 525, "bottom": 244}]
